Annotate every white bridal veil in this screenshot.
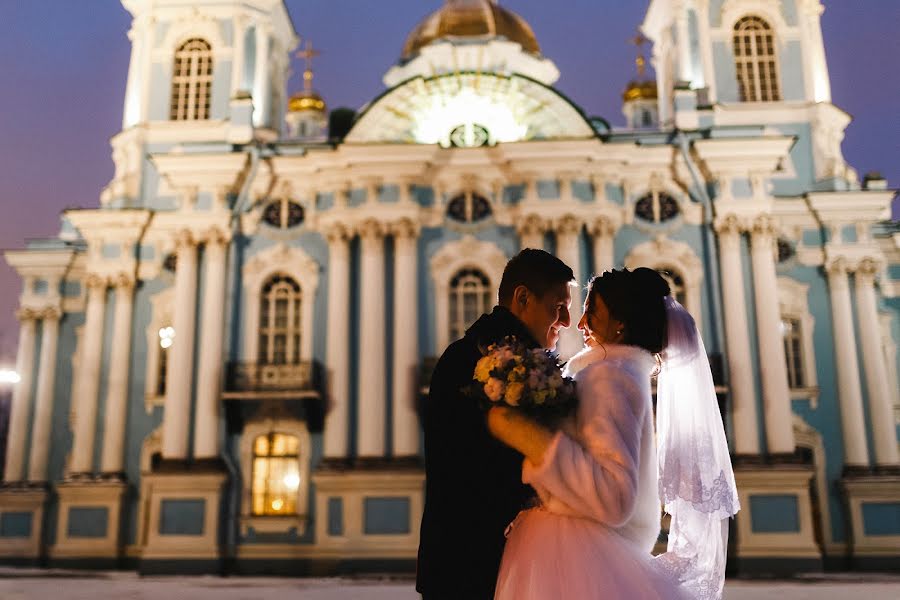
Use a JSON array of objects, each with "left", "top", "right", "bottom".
[{"left": 653, "top": 297, "right": 740, "bottom": 600}]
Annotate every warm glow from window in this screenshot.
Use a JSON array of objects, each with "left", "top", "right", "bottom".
[
  {"left": 252, "top": 433, "right": 301, "bottom": 516},
  {"left": 412, "top": 85, "right": 528, "bottom": 147},
  {"left": 0, "top": 369, "right": 20, "bottom": 384},
  {"left": 158, "top": 326, "right": 175, "bottom": 349}
]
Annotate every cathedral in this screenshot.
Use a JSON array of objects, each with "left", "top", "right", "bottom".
[{"left": 1, "top": 0, "right": 898, "bottom": 576}]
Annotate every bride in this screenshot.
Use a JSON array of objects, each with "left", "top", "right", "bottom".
[{"left": 488, "top": 268, "right": 739, "bottom": 600}]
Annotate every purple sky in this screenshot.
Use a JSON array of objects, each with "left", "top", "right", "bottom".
[{"left": 0, "top": 0, "right": 897, "bottom": 364}]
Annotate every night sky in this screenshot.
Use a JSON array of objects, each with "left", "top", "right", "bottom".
[{"left": 0, "top": 0, "right": 897, "bottom": 363}]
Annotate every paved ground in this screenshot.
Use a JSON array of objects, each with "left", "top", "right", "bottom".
[{"left": 0, "top": 570, "right": 898, "bottom": 599}]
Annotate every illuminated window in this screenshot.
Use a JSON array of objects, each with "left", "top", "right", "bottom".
[
  {"left": 635, "top": 192, "right": 680, "bottom": 224},
  {"left": 259, "top": 275, "right": 302, "bottom": 365},
  {"left": 733, "top": 17, "right": 781, "bottom": 102},
  {"left": 782, "top": 317, "right": 805, "bottom": 388},
  {"left": 447, "top": 192, "right": 492, "bottom": 224},
  {"left": 657, "top": 268, "right": 687, "bottom": 307},
  {"left": 449, "top": 269, "right": 492, "bottom": 342},
  {"left": 170, "top": 38, "right": 213, "bottom": 121},
  {"left": 251, "top": 433, "right": 301, "bottom": 516},
  {"left": 262, "top": 199, "right": 305, "bottom": 229}
]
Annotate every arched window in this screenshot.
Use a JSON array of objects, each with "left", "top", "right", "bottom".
[
  {"left": 259, "top": 275, "right": 302, "bottom": 365},
  {"left": 251, "top": 432, "right": 301, "bottom": 516},
  {"left": 157, "top": 326, "right": 175, "bottom": 397},
  {"left": 170, "top": 38, "right": 213, "bottom": 121},
  {"left": 635, "top": 192, "right": 680, "bottom": 224},
  {"left": 657, "top": 268, "right": 687, "bottom": 307},
  {"left": 447, "top": 192, "right": 492, "bottom": 224},
  {"left": 733, "top": 16, "right": 781, "bottom": 102},
  {"left": 449, "top": 269, "right": 492, "bottom": 342}
]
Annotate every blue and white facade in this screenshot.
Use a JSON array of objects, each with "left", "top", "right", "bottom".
[{"left": 1, "top": 0, "right": 898, "bottom": 575}]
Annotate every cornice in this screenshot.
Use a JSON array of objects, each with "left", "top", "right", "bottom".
[{"left": 694, "top": 136, "right": 795, "bottom": 176}]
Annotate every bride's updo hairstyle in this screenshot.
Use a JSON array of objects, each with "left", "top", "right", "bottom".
[{"left": 586, "top": 268, "right": 670, "bottom": 353}]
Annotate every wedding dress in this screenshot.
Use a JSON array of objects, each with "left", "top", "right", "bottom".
[{"left": 495, "top": 299, "right": 738, "bottom": 600}]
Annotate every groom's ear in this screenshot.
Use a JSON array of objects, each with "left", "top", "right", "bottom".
[{"left": 513, "top": 285, "right": 529, "bottom": 308}]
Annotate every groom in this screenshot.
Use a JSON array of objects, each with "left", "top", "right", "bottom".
[{"left": 416, "top": 249, "right": 575, "bottom": 600}]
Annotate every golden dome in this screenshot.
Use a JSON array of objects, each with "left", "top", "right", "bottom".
[
  {"left": 402, "top": 0, "right": 541, "bottom": 60},
  {"left": 623, "top": 80, "right": 657, "bottom": 102},
  {"left": 289, "top": 91, "right": 326, "bottom": 113}
]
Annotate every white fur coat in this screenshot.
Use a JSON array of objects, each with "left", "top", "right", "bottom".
[{"left": 521, "top": 344, "right": 662, "bottom": 553}]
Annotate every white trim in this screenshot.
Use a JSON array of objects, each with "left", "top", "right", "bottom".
[
  {"left": 716, "top": 1, "right": 798, "bottom": 40},
  {"left": 241, "top": 243, "right": 320, "bottom": 363},
  {"left": 778, "top": 277, "right": 819, "bottom": 407},
  {"left": 239, "top": 418, "right": 312, "bottom": 536},
  {"left": 429, "top": 236, "right": 508, "bottom": 353},
  {"left": 624, "top": 237, "right": 704, "bottom": 327},
  {"left": 879, "top": 312, "right": 900, "bottom": 426},
  {"left": 153, "top": 14, "right": 229, "bottom": 61}
]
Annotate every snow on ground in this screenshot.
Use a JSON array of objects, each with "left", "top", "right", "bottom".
[{"left": 0, "top": 570, "right": 898, "bottom": 599}]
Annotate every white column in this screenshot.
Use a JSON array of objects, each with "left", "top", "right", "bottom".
[
  {"left": 590, "top": 217, "right": 616, "bottom": 275},
  {"left": 122, "top": 21, "right": 144, "bottom": 129},
  {"left": 555, "top": 216, "right": 583, "bottom": 359},
  {"left": 357, "top": 220, "right": 387, "bottom": 459},
  {"left": 3, "top": 311, "right": 37, "bottom": 482},
  {"left": 676, "top": 12, "right": 693, "bottom": 84},
  {"left": 391, "top": 219, "right": 420, "bottom": 458},
  {"left": 70, "top": 275, "right": 108, "bottom": 474},
  {"left": 27, "top": 308, "right": 61, "bottom": 481},
  {"left": 716, "top": 218, "right": 761, "bottom": 455},
  {"left": 194, "top": 230, "right": 229, "bottom": 459},
  {"left": 517, "top": 216, "right": 544, "bottom": 251},
  {"left": 230, "top": 15, "right": 248, "bottom": 95},
  {"left": 252, "top": 25, "right": 271, "bottom": 127},
  {"left": 162, "top": 231, "right": 199, "bottom": 460},
  {"left": 855, "top": 261, "right": 899, "bottom": 466},
  {"left": 324, "top": 225, "right": 351, "bottom": 460},
  {"left": 826, "top": 260, "right": 869, "bottom": 467},
  {"left": 749, "top": 217, "right": 795, "bottom": 454},
  {"left": 98, "top": 275, "right": 135, "bottom": 475}
]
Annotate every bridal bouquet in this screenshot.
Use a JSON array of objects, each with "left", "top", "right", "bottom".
[{"left": 470, "top": 336, "right": 577, "bottom": 426}]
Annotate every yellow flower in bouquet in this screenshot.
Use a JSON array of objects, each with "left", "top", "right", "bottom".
[
  {"left": 505, "top": 381, "right": 525, "bottom": 406},
  {"left": 474, "top": 355, "right": 495, "bottom": 383}
]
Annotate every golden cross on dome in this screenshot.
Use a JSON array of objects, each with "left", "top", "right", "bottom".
[
  {"left": 295, "top": 40, "right": 321, "bottom": 92},
  {"left": 630, "top": 31, "right": 650, "bottom": 78}
]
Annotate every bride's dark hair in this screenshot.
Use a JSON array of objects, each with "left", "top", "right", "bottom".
[{"left": 586, "top": 268, "right": 670, "bottom": 354}]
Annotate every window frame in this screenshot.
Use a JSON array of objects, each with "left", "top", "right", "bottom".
[
  {"left": 448, "top": 268, "right": 493, "bottom": 343},
  {"left": 239, "top": 418, "right": 311, "bottom": 535},
  {"left": 169, "top": 38, "right": 214, "bottom": 121},
  {"left": 732, "top": 16, "right": 782, "bottom": 103},
  {"left": 258, "top": 274, "right": 303, "bottom": 366},
  {"left": 777, "top": 277, "right": 819, "bottom": 405}
]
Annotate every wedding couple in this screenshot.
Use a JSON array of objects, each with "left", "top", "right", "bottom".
[{"left": 416, "top": 249, "right": 739, "bottom": 600}]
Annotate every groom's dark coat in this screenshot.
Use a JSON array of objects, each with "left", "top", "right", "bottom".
[{"left": 416, "top": 306, "right": 537, "bottom": 599}]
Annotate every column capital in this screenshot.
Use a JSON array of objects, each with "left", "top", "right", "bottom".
[
  {"left": 825, "top": 257, "right": 850, "bottom": 279},
  {"left": 203, "top": 226, "right": 231, "bottom": 247},
  {"left": 390, "top": 218, "right": 420, "bottom": 240},
  {"left": 111, "top": 272, "right": 136, "bottom": 291},
  {"left": 323, "top": 222, "right": 352, "bottom": 244},
  {"left": 358, "top": 219, "right": 386, "bottom": 241},
  {"left": 39, "top": 306, "right": 63, "bottom": 322},
  {"left": 85, "top": 273, "right": 108, "bottom": 291},
  {"left": 713, "top": 214, "right": 744, "bottom": 236},
  {"left": 554, "top": 215, "right": 582, "bottom": 236},
  {"left": 174, "top": 228, "right": 197, "bottom": 249},
  {"left": 15, "top": 307, "right": 38, "bottom": 322},
  {"left": 856, "top": 257, "right": 883, "bottom": 279},
  {"left": 516, "top": 214, "right": 546, "bottom": 237},
  {"left": 750, "top": 214, "right": 778, "bottom": 239},
  {"left": 590, "top": 216, "right": 618, "bottom": 237}
]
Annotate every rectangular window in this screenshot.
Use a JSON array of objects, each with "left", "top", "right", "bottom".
[{"left": 782, "top": 317, "right": 804, "bottom": 388}]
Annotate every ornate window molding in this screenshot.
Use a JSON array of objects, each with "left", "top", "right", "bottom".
[
  {"left": 258, "top": 274, "right": 302, "bottom": 365},
  {"left": 430, "top": 236, "right": 508, "bottom": 353},
  {"left": 155, "top": 15, "right": 229, "bottom": 60},
  {"left": 144, "top": 288, "right": 174, "bottom": 414},
  {"left": 262, "top": 198, "right": 305, "bottom": 229},
  {"left": 624, "top": 237, "right": 704, "bottom": 325},
  {"left": 242, "top": 244, "right": 320, "bottom": 364},
  {"left": 732, "top": 16, "right": 782, "bottom": 102},
  {"left": 239, "top": 418, "right": 311, "bottom": 535},
  {"left": 170, "top": 38, "right": 214, "bottom": 121},
  {"left": 777, "top": 277, "right": 819, "bottom": 405},
  {"left": 718, "top": 0, "right": 793, "bottom": 38}
]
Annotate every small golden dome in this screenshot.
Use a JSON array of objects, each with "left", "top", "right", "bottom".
[
  {"left": 402, "top": 0, "right": 541, "bottom": 60},
  {"left": 289, "top": 91, "right": 326, "bottom": 113},
  {"left": 623, "top": 80, "right": 658, "bottom": 102}
]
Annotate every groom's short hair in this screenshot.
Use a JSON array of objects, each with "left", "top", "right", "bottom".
[{"left": 498, "top": 248, "right": 575, "bottom": 306}]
